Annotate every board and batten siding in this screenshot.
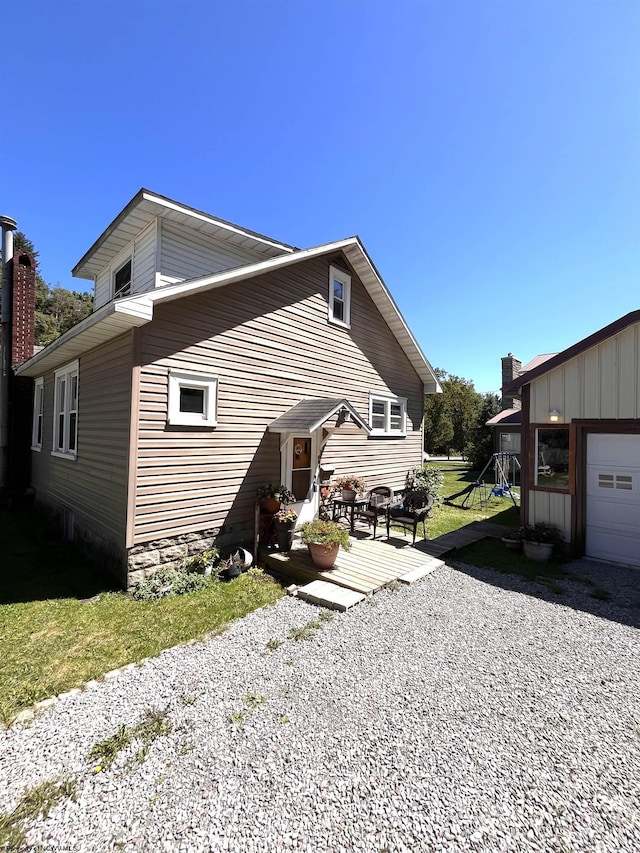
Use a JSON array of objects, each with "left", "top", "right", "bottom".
[
  {"left": 31, "top": 333, "right": 134, "bottom": 564},
  {"left": 157, "top": 220, "right": 268, "bottom": 287},
  {"left": 528, "top": 322, "right": 640, "bottom": 538},
  {"left": 133, "top": 255, "right": 424, "bottom": 545},
  {"left": 93, "top": 222, "right": 158, "bottom": 309}
]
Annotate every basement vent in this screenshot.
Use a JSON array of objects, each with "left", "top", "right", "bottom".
[{"left": 60, "top": 507, "right": 75, "bottom": 542}]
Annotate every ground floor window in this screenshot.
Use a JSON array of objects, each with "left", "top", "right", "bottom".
[
  {"left": 32, "top": 376, "right": 44, "bottom": 451},
  {"left": 52, "top": 361, "right": 79, "bottom": 458},
  {"left": 534, "top": 426, "right": 571, "bottom": 490},
  {"left": 168, "top": 370, "right": 217, "bottom": 427},
  {"left": 369, "top": 394, "right": 407, "bottom": 436}
]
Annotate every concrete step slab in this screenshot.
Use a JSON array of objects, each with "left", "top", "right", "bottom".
[{"left": 297, "top": 580, "right": 366, "bottom": 611}]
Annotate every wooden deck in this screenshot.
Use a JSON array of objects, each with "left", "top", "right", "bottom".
[
  {"left": 262, "top": 534, "right": 445, "bottom": 596},
  {"left": 261, "top": 518, "right": 512, "bottom": 609}
]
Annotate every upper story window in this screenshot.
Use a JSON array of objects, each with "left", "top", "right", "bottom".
[
  {"left": 168, "top": 369, "right": 218, "bottom": 427},
  {"left": 113, "top": 259, "right": 132, "bottom": 298},
  {"left": 31, "top": 377, "right": 44, "bottom": 451},
  {"left": 328, "top": 265, "right": 351, "bottom": 328},
  {"left": 52, "top": 361, "right": 79, "bottom": 459},
  {"left": 369, "top": 394, "right": 407, "bottom": 437}
]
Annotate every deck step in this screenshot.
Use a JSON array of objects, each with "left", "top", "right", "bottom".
[
  {"left": 398, "top": 560, "right": 444, "bottom": 584},
  {"left": 297, "top": 580, "right": 366, "bottom": 611}
]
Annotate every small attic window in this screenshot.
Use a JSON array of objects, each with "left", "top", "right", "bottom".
[{"left": 114, "top": 259, "right": 132, "bottom": 298}]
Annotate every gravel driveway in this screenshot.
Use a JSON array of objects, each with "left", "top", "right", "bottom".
[{"left": 1, "top": 560, "right": 639, "bottom": 852}]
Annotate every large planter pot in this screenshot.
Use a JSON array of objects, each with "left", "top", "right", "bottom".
[
  {"left": 308, "top": 542, "right": 340, "bottom": 569},
  {"left": 274, "top": 520, "right": 295, "bottom": 552},
  {"left": 523, "top": 541, "right": 554, "bottom": 562},
  {"left": 261, "top": 497, "right": 281, "bottom": 514},
  {"left": 502, "top": 536, "right": 522, "bottom": 552},
  {"left": 341, "top": 489, "right": 356, "bottom": 502}
]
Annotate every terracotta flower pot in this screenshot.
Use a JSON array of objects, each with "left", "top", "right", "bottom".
[
  {"left": 262, "top": 497, "right": 281, "bottom": 514},
  {"left": 308, "top": 542, "right": 340, "bottom": 569}
]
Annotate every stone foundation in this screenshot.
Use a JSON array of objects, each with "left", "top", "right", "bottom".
[{"left": 125, "top": 523, "right": 253, "bottom": 589}]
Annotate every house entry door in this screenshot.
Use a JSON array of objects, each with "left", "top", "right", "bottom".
[{"left": 292, "top": 437, "right": 312, "bottom": 501}]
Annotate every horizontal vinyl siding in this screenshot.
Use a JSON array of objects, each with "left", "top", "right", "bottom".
[
  {"left": 158, "top": 220, "right": 266, "bottom": 286},
  {"left": 530, "top": 323, "right": 640, "bottom": 422},
  {"left": 134, "top": 256, "right": 424, "bottom": 543},
  {"left": 31, "top": 333, "right": 133, "bottom": 552}
]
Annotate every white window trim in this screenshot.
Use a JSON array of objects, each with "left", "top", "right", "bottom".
[
  {"left": 369, "top": 393, "right": 407, "bottom": 437},
  {"left": 328, "top": 265, "right": 351, "bottom": 328},
  {"left": 31, "top": 377, "right": 44, "bottom": 451},
  {"left": 52, "top": 360, "right": 79, "bottom": 460},
  {"left": 168, "top": 369, "right": 218, "bottom": 427},
  {"left": 113, "top": 257, "right": 132, "bottom": 299}
]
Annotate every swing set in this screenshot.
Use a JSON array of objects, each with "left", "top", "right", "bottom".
[{"left": 445, "top": 452, "right": 521, "bottom": 510}]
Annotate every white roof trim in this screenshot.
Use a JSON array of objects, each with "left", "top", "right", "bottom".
[
  {"left": 15, "top": 298, "right": 153, "bottom": 377},
  {"left": 72, "top": 189, "right": 295, "bottom": 280},
  {"left": 18, "top": 237, "right": 441, "bottom": 391}
]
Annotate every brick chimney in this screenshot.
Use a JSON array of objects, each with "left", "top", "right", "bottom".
[
  {"left": 11, "top": 251, "right": 36, "bottom": 367},
  {"left": 501, "top": 353, "right": 522, "bottom": 410}
]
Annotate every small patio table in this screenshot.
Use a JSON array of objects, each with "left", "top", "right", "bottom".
[{"left": 331, "top": 496, "right": 368, "bottom": 533}]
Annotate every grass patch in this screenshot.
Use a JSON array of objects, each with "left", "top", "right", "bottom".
[
  {"left": 0, "top": 777, "right": 77, "bottom": 848},
  {"left": 453, "top": 538, "right": 566, "bottom": 580},
  {"left": 88, "top": 707, "right": 172, "bottom": 771},
  {"left": 0, "top": 508, "right": 284, "bottom": 726},
  {"left": 426, "top": 464, "right": 521, "bottom": 538}
]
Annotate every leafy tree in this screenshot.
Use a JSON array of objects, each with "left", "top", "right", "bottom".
[
  {"left": 13, "top": 231, "right": 93, "bottom": 346},
  {"left": 465, "top": 392, "right": 501, "bottom": 469}
]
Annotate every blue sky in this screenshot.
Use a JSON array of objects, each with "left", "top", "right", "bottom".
[{"left": 3, "top": 0, "right": 638, "bottom": 392}]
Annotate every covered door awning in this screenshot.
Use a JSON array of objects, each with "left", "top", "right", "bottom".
[{"left": 268, "top": 398, "right": 370, "bottom": 435}]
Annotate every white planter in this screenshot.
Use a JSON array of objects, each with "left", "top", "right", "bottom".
[{"left": 523, "top": 541, "right": 554, "bottom": 562}]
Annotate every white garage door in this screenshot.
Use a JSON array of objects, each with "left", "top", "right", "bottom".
[{"left": 586, "top": 433, "right": 640, "bottom": 567}]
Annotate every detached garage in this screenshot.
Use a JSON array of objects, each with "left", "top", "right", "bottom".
[{"left": 504, "top": 311, "right": 640, "bottom": 568}]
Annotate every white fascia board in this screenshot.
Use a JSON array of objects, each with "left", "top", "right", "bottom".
[
  {"left": 342, "top": 242, "right": 442, "bottom": 392},
  {"left": 15, "top": 298, "right": 153, "bottom": 377},
  {"left": 140, "top": 192, "right": 295, "bottom": 254}
]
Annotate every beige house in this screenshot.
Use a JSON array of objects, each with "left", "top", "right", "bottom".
[
  {"left": 504, "top": 311, "right": 640, "bottom": 568},
  {"left": 15, "top": 190, "right": 441, "bottom": 587}
]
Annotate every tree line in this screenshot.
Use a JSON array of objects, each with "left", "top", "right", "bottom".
[
  {"left": 13, "top": 232, "right": 93, "bottom": 347},
  {"left": 424, "top": 369, "right": 500, "bottom": 469}
]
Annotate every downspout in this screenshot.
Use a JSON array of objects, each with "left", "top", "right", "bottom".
[{"left": 0, "top": 215, "right": 17, "bottom": 490}]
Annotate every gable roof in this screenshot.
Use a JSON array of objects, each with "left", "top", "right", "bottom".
[
  {"left": 504, "top": 310, "right": 640, "bottom": 394},
  {"left": 17, "top": 236, "right": 442, "bottom": 392},
  {"left": 72, "top": 189, "right": 296, "bottom": 280},
  {"left": 268, "top": 398, "right": 370, "bottom": 434}
]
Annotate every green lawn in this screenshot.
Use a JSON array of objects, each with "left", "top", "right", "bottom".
[
  {"left": 423, "top": 463, "right": 521, "bottom": 538},
  {"left": 0, "top": 508, "right": 283, "bottom": 726}
]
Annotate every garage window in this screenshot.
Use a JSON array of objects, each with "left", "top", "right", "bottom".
[{"left": 531, "top": 425, "right": 573, "bottom": 492}]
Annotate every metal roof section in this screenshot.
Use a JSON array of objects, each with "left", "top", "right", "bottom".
[
  {"left": 520, "top": 353, "right": 557, "bottom": 373},
  {"left": 268, "top": 398, "right": 370, "bottom": 434},
  {"left": 504, "top": 310, "right": 640, "bottom": 394},
  {"left": 19, "top": 236, "right": 442, "bottom": 393},
  {"left": 485, "top": 408, "right": 522, "bottom": 427},
  {"left": 72, "top": 189, "right": 296, "bottom": 280}
]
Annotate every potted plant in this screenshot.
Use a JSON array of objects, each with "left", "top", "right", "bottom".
[
  {"left": 273, "top": 507, "right": 298, "bottom": 552},
  {"left": 298, "top": 519, "right": 350, "bottom": 569},
  {"left": 501, "top": 527, "right": 523, "bottom": 552},
  {"left": 333, "top": 474, "right": 368, "bottom": 502},
  {"left": 522, "top": 523, "right": 563, "bottom": 562},
  {"left": 256, "top": 483, "right": 295, "bottom": 514}
]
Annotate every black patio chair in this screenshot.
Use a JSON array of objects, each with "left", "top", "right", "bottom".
[
  {"left": 354, "top": 486, "right": 393, "bottom": 539},
  {"left": 386, "top": 490, "right": 434, "bottom": 545}
]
